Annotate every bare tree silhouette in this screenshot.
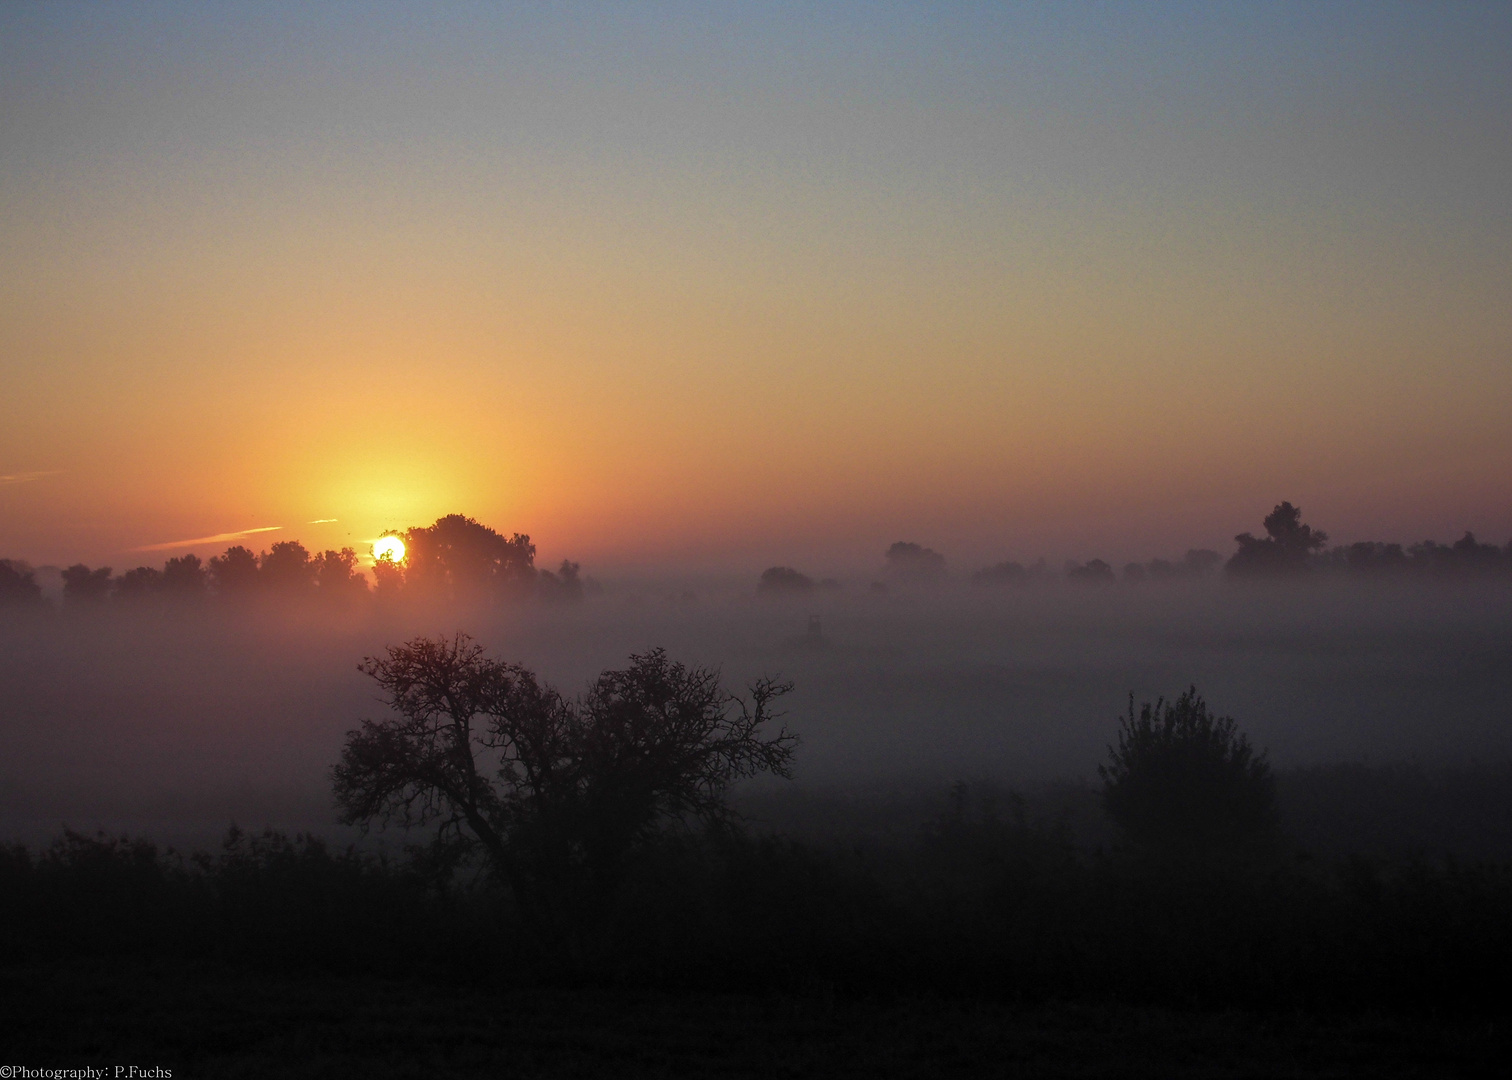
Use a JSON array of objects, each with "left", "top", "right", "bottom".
[{"left": 332, "top": 635, "right": 796, "bottom": 951}]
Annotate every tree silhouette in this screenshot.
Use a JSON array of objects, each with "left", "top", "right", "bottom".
[
  {"left": 0, "top": 559, "right": 45, "bottom": 607},
  {"left": 1345, "top": 541, "right": 1408, "bottom": 573},
  {"left": 757, "top": 566, "right": 815, "bottom": 596},
  {"left": 260, "top": 541, "right": 315, "bottom": 593},
  {"left": 112, "top": 566, "right": 162, "bottom": 600},
  {"left": 1450, "top": 531, "right": 1504, "bottom": 572},
  {"left": 1100, "top": 688, "right": 1275, "bottom": 851},
  {"left": 371, "top": 556, "right": 405, "bottom": 598},
  {"left": 313, "top": 548, "right": 367, "bottom": 599},
  {"left": 1227, "top": 502, "right": 1328, "bottom": 576},
  {"left": 61, "top": 564, "right": 113, "bottom": 605},
  {"left": 209, "top": 546, "right": 261, "bottom": 593},
  {"left": 539, "top": 559, "right": 584, "bottom": 601},
  {"left": 160, "top": 554, "right": 207, "bottom": 597},
  {"left": 332, "top": 635, "right": 796, "bottom": 949},
  {"left": 884, "top": 541, "right": 946, "bottom": 582},
  {"left": 401, "top": 515, "right": 537, "bottom": 601},
  {"left": 1066, "top": 559, "right": 1115, "bottom": 583}
]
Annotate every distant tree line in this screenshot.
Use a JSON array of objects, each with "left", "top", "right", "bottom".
[
  {"left": 8, "top": 501, "right": 1512, "bottom": 611},
  {"left": 0, "top": 514, "right": 586, "bottom": 611},
  {"left": 754, "top": 501, "right": 1512, "bottom": 595}
]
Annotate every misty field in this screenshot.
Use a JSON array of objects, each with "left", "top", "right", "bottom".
[{"left": 3, "top": 577, "right": 1509, "bottom": 849}]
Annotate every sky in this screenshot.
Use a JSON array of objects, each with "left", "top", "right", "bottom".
[{"left": 3, "top": 1, "right": 1510, "bottom": 575}]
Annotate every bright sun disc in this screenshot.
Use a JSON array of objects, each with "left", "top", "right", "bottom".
[{"left": 373, "top": 535, "right": 406, "bottom": 563}]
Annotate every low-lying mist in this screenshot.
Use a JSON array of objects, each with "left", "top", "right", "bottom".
[{"left": 3, "top": 575, "right": 1510, "bottom": 852}]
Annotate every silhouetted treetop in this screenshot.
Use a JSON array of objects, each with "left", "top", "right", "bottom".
[
  {"left": 1066, "top": 559, "right": 1114, "bottom": 584},
  {"left": 61, "top": 564, "right": 113, "bottom": 604},
  {"left": 112, "top": 566, "right": 162, "bottom": 600},
  {"left": 758, "top": 566, "right": 816, "bottom": 596},
  {"left": 260, "top": 541, "right": 315, "bottom": 592},
  {"left": 400, "top": 514, "right": 537, "bottom": 601},
  {"left": 1227, "top": 501, "right": 1328, "bottom": 576},
  {"left": 160, "top": 554, "right": 207, "bottom": 596},
  {"left": 209, "top": 546, "right": 260, "bottom": 593},
  {"left": 313, "top": 548, "right": 368, "bottom": 598},
  {"left": 0, "top": 559, "right": 44, "bottom": 608},
  {"left": 884, "top": 542, "right": 946, "bottom": 581},
  {"left": 538, "top": 559, "right": 585, "bottom": 602}
]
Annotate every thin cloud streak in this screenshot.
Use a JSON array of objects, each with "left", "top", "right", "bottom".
[
  {"left": 307, "top": 518, "right": 338, "bottom": 524},
  {"left": 0, "top": 470, "right": 62, "bottom": 487},
  {"left": 133, "top": 526, "right": 282, "bottom": 553}
]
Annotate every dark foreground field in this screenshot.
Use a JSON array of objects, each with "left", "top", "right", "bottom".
[
  {"left": 5, "top": 960, "right": 1505, "bottom": 1079},
  {"left": 5, "top": 792, "right": 1512, "bottom": 1078}
]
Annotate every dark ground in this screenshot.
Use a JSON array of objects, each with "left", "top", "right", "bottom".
[{"left": 3, "top": 961, "right": 1505, "bottom": 1079}]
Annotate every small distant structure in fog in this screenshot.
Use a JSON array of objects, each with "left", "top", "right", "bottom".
[
  {"left": 884, "top": 541, "right": 946, "bottom": 583},
  {"left": 782, "top": 614, "right": 830, "bottom": 652},
  {"left": 758, "top": 566, "right": 816, "bottom": 596}
]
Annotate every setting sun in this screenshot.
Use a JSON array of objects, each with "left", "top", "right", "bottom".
[{"left": 372, "top": 535, "right": 406, "bottom": 563}]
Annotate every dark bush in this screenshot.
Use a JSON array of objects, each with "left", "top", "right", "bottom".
[{"left": 1099, "top": 689, "right": 1276, "bottom": 851}]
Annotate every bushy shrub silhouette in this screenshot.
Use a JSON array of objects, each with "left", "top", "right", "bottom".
[{"left": 1099, "top": 688, "right": 1276, "bottom": 850}]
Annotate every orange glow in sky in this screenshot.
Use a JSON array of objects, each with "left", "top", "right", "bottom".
[{"left": 3, "top": 5, "right": 1511, "bottom": 574}]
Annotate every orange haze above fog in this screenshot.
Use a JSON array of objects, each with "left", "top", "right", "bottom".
[{"left": 3, "top": 4, "right": 1511, "bottom": 575}]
